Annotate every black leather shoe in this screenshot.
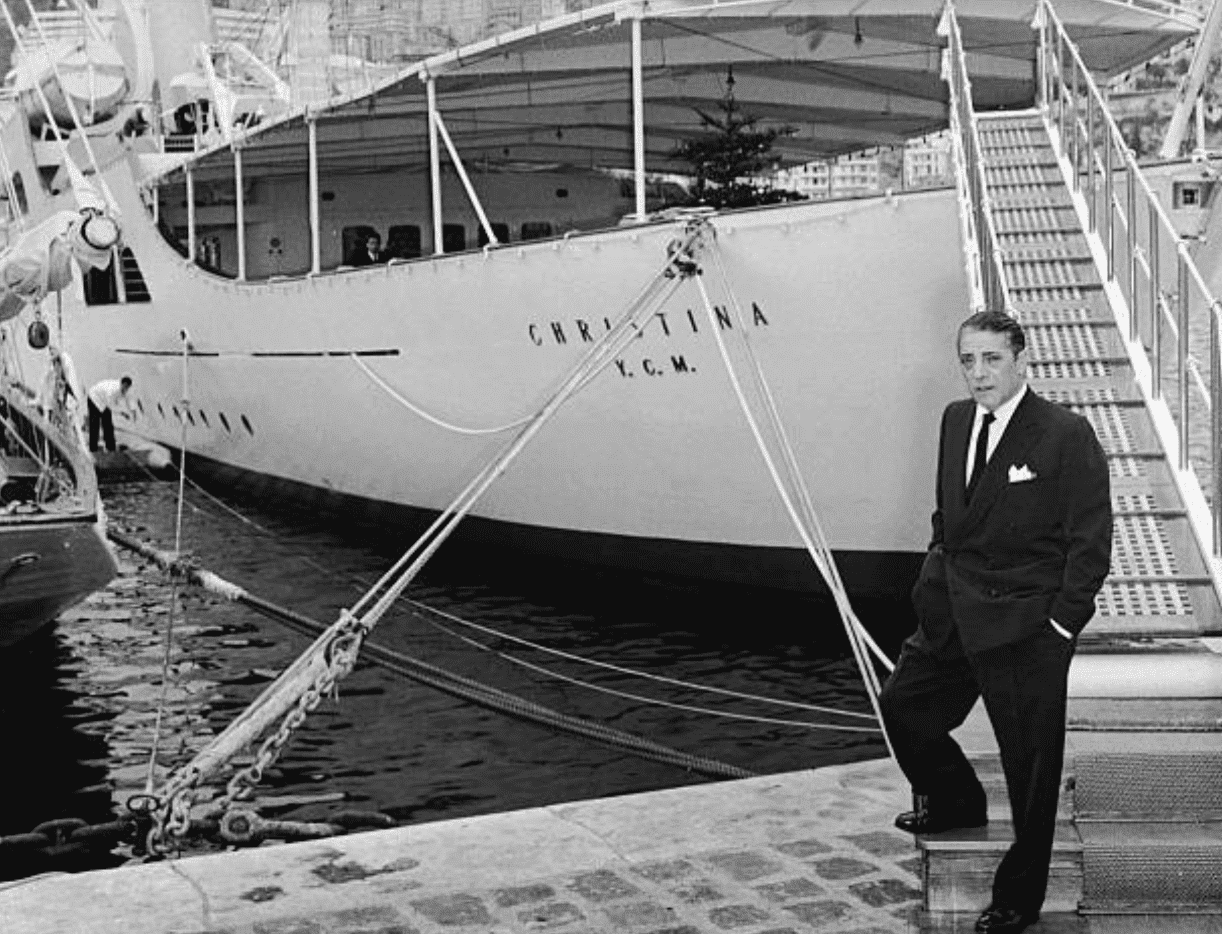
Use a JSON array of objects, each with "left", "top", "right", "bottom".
[
  {"left": 894, "top": 794, "right": 987, "bottom": 835},
  {"left": 975, "top": 905, "right": 1038, "bottom": 933}
]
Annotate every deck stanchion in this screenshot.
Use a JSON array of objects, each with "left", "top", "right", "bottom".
[
  {"left": 1213, "top": 305, "right": 1222, "bottom": 554},
  {"left": 427, "top": 75, "right": 443, "bottom": 255},
  {"left": 1056, "top": 24, "right": 1066, "bottom": 147},
  {"left": 1179, "top": 252, "right": 1191, "bottom": 470},
  {"left": 186, "top": 166, "right": 196, "bottom": 266},
  {"left": 234, "top": 145, "right": 246, "bottom": 282},
  {"left": 1152, "top": 213, "right": 1163, "bottom": 399},
  {"left": 1126, "top": 156, "right": 1137, "bottom": 338},
  {"left": 1086, "top": 91, "right": 1096, "bottom": 231},
  {"left": 631, "top": 16, "right": 646, "bottom": 222},
  {"left": 1070, "top": 60, "right": 1080, "bottom": 188},
  {"left": 307, "top": 112, "right": 320, "bottom": 275},
  {"left": 1104, "top": 131, "right": 1114, "bottom": 280}
]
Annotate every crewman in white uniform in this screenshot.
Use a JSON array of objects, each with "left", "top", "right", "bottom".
[{"left": 87, "top": 375, "right": 133, "bottom": 453}]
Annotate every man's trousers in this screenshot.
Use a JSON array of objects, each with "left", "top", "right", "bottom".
[
  {"left": 87, "top": 399, "right": 115, "bottom": 452},
  {"left": 879, "top": 625, "right": 1075, "bottom": 915}
]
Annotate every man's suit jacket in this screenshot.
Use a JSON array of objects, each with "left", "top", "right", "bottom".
[{"left": 911, "top": 388, "right": 1112, "bottom": 657}]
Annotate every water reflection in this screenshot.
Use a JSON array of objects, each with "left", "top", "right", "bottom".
[{"left": 0, "top": 480, "right": 915, "bottom": 880}]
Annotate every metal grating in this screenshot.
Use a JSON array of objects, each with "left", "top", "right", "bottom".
[
  {"left": 1096, "top": 579, "right": 1192, "bottom": 616},
  {"left": 1107, "top": 456, "right": 1143, "bottom": 480},
  {"left": 989, "top": 189, "right": 1073, "bottom": 209},
  {"left": 1014, "top": 306, "right": 1103, "bottom": 325},
  {"left": 1007, "top": 260, "right": 1095, "bottom": 288},
  {"left": 992, "top": 207, "right": 1074, "bottom": 233},
  {"left": 1028, "top": 360, "right": 1109, "bottom": 379},
  {"left": 1112, "top": 492, "right": 1158, "bottom": 514},
  {"left": 986, "top": 167, "right": 1059, "bottom": 186},
  {"left": 1074, "top": 404, "right": 1132, "bottom": 453},
  {"left": 1011, "top": 287, "right": 1091, "bottom": 305},
  {"left": 1040, "top": 386, "right": 1119, "bottom": 404},
  {"left": 1111, "top": 514, "right": 1181, "bottom": 578},
  {"left": 1027, "top": 323, "right": 1101, "bottom": 360}
]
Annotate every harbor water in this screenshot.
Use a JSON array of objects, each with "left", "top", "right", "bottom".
[{"left": 0, "top": 477, "right": 914, "bottom": 879}]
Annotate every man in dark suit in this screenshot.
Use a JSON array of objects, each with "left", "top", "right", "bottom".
[
  {"left": 349, "top": 233, "right": 382, "bottom": 266},
  {"left": 880, "top": 310, "right": 1112, "bottom": 934}
]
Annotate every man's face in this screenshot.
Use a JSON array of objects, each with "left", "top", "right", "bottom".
[
  {"left": 958, "top": 327, "right": 1027, "bottom": 412},
  {"left": 367, "top": 237, "right": 380, "bottom": 253}
]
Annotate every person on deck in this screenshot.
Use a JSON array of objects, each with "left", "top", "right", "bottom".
[
  {"left": 348, "top": 233, "right": 382, "bottom": 267},
  {"left": 87, "top": 376, "right": 134, "bottom": 453},
  {"left": 879, "top": 310, "right": 1112, "bottom": 934}
]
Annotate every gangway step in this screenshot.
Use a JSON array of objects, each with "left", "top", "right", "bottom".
[{"left": 1079, "top": 822, "right": 1222, "bottom": 909}]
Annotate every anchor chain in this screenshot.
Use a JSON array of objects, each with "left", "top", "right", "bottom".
[
  {"left": 147, "top": 611, "right": 367, "bottom": 855},
  {"left": 142, "top": 223, "right": 712, "bottom": 856}
]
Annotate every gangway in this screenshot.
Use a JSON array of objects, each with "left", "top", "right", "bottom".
[{"left": 923, "top": 3, "right": 1222, "bottom": 928}]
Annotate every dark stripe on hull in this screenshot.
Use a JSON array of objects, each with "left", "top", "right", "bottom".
[
  {"left": 183, "top": 454, "right": 923, "bottom": 600},
  {"left": 0, "top": 521, "right": 118, "bottom": 649}
]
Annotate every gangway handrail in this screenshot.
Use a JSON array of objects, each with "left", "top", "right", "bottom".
[
  {"left": 940, "top": 2, "right": 1012, "bottom": 316},
  {"left": 1036, "top": 0, "right": 1222, "bottom": 562}
]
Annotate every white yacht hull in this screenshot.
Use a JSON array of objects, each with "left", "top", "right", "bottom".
[{"left": 57, "top": 166, "right": 969, "bottom": 595}]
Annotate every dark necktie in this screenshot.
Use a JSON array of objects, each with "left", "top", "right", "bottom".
[{"left": 966, "top": 412, "right": 995, "bottom": 503}]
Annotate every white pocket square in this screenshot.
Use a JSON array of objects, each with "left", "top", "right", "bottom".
[{"left": 1008, "top": 464, "right": 1036, "bottom": 483}]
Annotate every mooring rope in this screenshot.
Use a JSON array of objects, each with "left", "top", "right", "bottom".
[
  {"left": 694, "top": 244, "right": 894, "bottom": 760},
  {"left": 106, "top": 528, "right": 755, "bottom": 780},
  {"left": 144, "top": 331, "right": 192, "bottom": 793}
]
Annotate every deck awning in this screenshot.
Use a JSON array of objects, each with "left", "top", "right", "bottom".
[{"left": 179, "top": 0, "right": 1195, "bottom": 180}]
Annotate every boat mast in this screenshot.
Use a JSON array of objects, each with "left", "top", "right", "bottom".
[
  {"left": 1160, "top": 0, "right": 1222, "bottom": 159},
  {"left": 426, "top": 74, "right": 443, "bottom": 254},
  {"left": 631, "top": 14, "right": 646, "bottom": 221}
]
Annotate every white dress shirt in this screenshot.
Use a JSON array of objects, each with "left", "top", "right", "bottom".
[{"left": 964, "top": 383, "right": 1027, "bottom": 487}]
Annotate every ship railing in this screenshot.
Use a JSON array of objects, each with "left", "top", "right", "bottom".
[
  {"left": 1036, "top": 0, "right": 1222, "bottom": 564},
  {"left": 940, "top": 2, "right": 1012, "bottom": 316}
]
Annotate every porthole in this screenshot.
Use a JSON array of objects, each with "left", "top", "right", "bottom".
[
  {"left": 240, "top": 414, "right": 253, "bottom": 435},
  {"left": 219, "top": 412, "right": 230, "bottom": 432},
  {"left": 157, "top": 402, "right": 164, "bottom": 418},
  {"left": 172, "top": 405, "right": 180, "bottom": 420},
  {"left": 186, "top": 411, "right": 195, "bottom": 426},
  {"left": 136, "top": 399, "right": 144, "bottom": 414},
  {"left": 198, "top": 410, "right": 208, "bottom": 427}
]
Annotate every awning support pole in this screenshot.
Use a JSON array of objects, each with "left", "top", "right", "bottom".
[
  {"left": 186, "top": 166, "right": 196, "bottom": 265},
  {"left": 631, "top": 16, "right": 646, "bottom": 222},
  {"left": 234, "top": 146, "right": 246, "bottom": 281},
  {"left": 434, "top": 111, "right": 497, "bottom": 246},
  {"left": 427, "top": 75, "right": 444, "bottom": 255},
  {"left": 308, "top": 113, "right": 321, "bottom": 274}
]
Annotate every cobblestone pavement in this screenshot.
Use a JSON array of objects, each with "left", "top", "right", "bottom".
[{"left": 0, "top": 760, "right": 923, "bottom": 934}]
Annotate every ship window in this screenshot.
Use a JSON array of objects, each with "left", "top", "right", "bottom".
[
  {"left": 11, "top": 172, "right": 27, "bottom": 213},
  {"left": 198, "top": 410, "right": 208, "bottom": 427},
  {"left": 1173, "top": 181, "right": 1210, "bottom": 208},
  {"left": 186, "top": 410, "right": 195, "bottom": 426},
  {"left": 157, "top": 402, "right": 165, "bottom": 418},
  {"left": 442, "top": 224, "right": 466, "bottom": 253},
  {"left": 387, "top": 224, "right": 421, "bottom": 259},
  {"left": 83, "top": 264, "right": 119, "bottom": 305},
  {"left": 136, "top": 399, "right": 144, "bottom": 414},
  {"left": 520, "top": 221, "right": 553, "bottom": 241},
  {"left": 219, "top": 412, "right": 230, "bottom": 432},
  {"left": 172, "top": 406, "right": 180, "bottom": 420},
  {"left": 477, "top": 222, "right": 510, "bottom": 247},
  {"left": 119, "top": 247, "right": 151, "bottom": 302},
  {"left": 240, "top": 414, "right": 253, "bottom": 435}
]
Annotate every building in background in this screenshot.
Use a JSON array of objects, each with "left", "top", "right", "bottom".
[{"left": 219, "top": 0, "right": 571, "bottom": 64}]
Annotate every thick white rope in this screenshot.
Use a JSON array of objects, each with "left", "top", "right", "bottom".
[
  {"left": 350, "top": 354, "right": 533, "bottom": 435},
  {"left": 691, "top": 258, "right": 894, "bottom": 758},
  {"left": 145, "top": 332, "right": 192, "bottom": 792}
]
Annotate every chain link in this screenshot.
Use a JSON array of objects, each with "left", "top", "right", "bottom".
[{"left": 148, "top": 612, "right": 367, "bottom": 854}]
